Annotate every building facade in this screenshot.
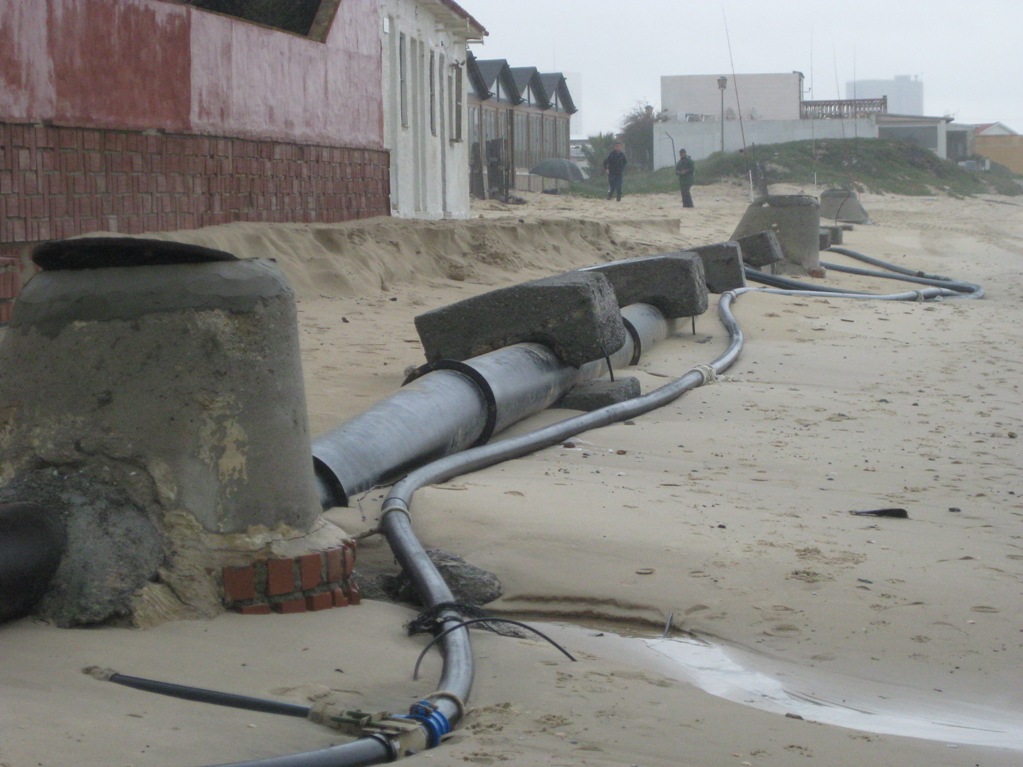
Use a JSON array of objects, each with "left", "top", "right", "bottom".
[
  {"left": 467, "top": 53, "right": 576, "bottom": 197},
  {"left": 379, "top": 0, "right": 485, "bottom": 219},
  {"left": 0, "top": 0, "right": 388, "bottom": 314}
]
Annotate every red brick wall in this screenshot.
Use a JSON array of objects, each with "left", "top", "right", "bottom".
[
  {"left": 0, "top": 120, "right": 390, "bottom": 319},
  {"left": 1, "top": 120, "right": 389, "bottom": 240}
]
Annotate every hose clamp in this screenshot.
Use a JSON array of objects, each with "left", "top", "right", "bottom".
[
  {"left": 422, "top": 690, "right": 466, "bottom": 721},
  {"left": 688, "top": 363, "right": 717, "bottom": 385},
  {"left": 397, "top": 699, "right": 452, "bottom": 748}
]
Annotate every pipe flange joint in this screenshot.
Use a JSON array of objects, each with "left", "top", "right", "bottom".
[
  {"left": 621, "top": 315, "right": 642, "bottom": 367},
  {"left": 398, "top": 700, "right": 452, "bottom": 748},
  {"left": 405, "top": 358, "right": 498, "bottom": 446}
]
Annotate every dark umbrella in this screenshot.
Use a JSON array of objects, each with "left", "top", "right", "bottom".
[{"left": 528, "top": 158, "right": 588, "bottom": 182}]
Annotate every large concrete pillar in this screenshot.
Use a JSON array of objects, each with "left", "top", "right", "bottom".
[
  {"left": 0, "top": 239, "right": 348, "bottom": 625},
  {"left": 731, "top": 195, "right": 822, "bottom": 275}
]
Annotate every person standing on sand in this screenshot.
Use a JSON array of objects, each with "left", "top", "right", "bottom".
[
  {"left": 675, "top": 148, "right": 695, "bottom": 208},
  {"left": 603, "top": 141, "right": 627, "bottom": 201}
]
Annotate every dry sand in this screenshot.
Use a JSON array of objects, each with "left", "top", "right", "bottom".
[{"left": 2, "top": 181, "right": 1022, "bottom": 766}]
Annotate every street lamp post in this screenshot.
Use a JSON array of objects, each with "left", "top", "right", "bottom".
[{"left": 717, "top": 76, "right": 728, "bottom": 153}]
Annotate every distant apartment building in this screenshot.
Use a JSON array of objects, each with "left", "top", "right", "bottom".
[
  {"left": 846, "top": 75, "right": 924, "bottom": 116},
  {"left": 655, "top": 71, "right": 950, "bottom": 169}
]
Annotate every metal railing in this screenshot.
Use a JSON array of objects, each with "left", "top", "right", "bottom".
[{"left": 800, "top": 97, "right": 887, "bottom": 119}]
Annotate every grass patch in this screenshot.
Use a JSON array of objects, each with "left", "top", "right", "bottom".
[{"left": 572, "top": 138, "right": 1022, "bottom": 198}]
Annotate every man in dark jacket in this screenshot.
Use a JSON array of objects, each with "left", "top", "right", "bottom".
[
  {"left": 602, "top": 141, "right": 627, "bottom": 201},
  {"left": 675, "top": 148, "right": 695, "bottom": 208}
]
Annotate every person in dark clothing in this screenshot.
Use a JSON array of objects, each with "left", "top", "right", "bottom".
[
  {"left": 603, "top": 141, "right": 627, "bottom": 201},
  {"left": 675, "top": 148, "right": 695, "bottom": 208}
]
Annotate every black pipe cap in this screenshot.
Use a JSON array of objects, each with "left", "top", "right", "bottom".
[{"left": 32, "top": 237, "right": 237, "bottom": 271}]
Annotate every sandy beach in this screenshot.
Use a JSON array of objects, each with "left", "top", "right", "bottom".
[{"left": 2, "top": 181, "right": 1022, "bottom": 766}]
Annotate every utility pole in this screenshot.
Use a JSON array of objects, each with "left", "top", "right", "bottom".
[{"left": 717, "top": 76, "right": 728, "bottom": 152}]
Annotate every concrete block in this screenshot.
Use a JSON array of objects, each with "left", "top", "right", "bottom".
[
  {"left": 731, "top": 195, "right": 821, "bottom": 275},
  {"left": 819, "top": 188, "right": 871, "bottom": 224},
  {"left": 2, "top": 256, "right": 322, "bottom": 535},
  {"left": 819, "top": 229, "right": 832, "bottom": 250},
  {"left": 415, "top": 271, "right": 625, "bottom": 367},
  {"left": 821, "top": 224, "right": 843, "bottom": 245},
  {"left": 690, "top": 242, "right": 747, "bottom": 293},
  {"left": 581, "top": 252, "right": 708, "bottom": 318},
  {"left": 557, "top": 377, "right": 642, "bottom": 411},
  {"left": 734, "top": 230, "right": 784, "bottom": 268}
]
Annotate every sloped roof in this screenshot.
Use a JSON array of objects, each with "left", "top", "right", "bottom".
[
  {"left": 539, "top": 72, "right": 578, "bottom": 114},
  {"left": 471, "top": 57, "right": 523, "bottom": 103},
  {"left": 467, "top": 53, "right": 578, "bottom": 114},
  {"left": 422, "top": 0, "right": 486, "bottom": 40},
  {"left": 509, "top": 66, "right": 549, "bottom": 106},
  {"left": 973, "top": 121, "right": 1018, "bottom": 136}
]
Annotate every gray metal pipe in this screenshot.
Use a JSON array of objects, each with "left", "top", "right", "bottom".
[{"left": 312, "top": 304, "right": 669, "bottom": 508}]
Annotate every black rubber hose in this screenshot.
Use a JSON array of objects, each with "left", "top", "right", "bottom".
[
  {"left": 208, "top": 739, "right": 393, "bottom": 767},
  {"left": 820, "top": 260, "right": 984, "bottom": 297},
  {"left": 825, "top": 245, "right": 984, "bottom": 298},
  {"left": 84, "top": 668, "right": 311, "bottom": 718},
  {"left": 0, "top": 502, "right": 65, "bottom": 623},
  {"left": 744, "top": 266, "right": 865, "bottom": 294}
]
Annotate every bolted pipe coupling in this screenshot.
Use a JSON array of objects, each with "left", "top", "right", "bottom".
[{"left": 396, "top": 700, "right": 452, "bottom": 748}]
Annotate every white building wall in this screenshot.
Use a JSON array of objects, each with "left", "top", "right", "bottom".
[
  {"left": 653, "top": 117, "right": 879, "bottom": 168},
  {"left": 380, "top": 0, "right": 471, "bottom": 219},
  {"left": 660, "top": 73, "right": 804, "bottom": 123}
]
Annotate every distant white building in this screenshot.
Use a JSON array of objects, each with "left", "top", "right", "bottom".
[
  {"left": 846, "top": 75, "right": 924, "bottom": 116},
  {"left": 655, "top": 71, "right": 949, "bottom": 169},
  {"left": 661, "top": 72, "right": 804, "bottom": 123}
]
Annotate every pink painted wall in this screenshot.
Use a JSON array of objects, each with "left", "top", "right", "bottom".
[
  {"left": 0, "top": 0, "right": 390, "bottom": 294},
  {"left": 0, "top": 0, "right": 382, "bottom": 148}
]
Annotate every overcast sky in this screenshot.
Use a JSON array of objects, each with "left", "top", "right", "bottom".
[{"left": 464, "top": 0, "right": 1022, "bottom": 138}]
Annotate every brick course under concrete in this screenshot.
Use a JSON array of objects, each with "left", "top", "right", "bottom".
[{"left": 222, "top": 542, "right": 360, "bottom": 615}]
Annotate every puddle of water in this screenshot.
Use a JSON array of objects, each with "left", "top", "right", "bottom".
[{"left": 643, "top": 635, "right": 1023, "bottom": 751}]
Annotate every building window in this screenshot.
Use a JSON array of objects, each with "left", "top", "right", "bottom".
[
  {"left": 399, "top": 33, "right": 408, "bottom": 128},
  {"left": 543, "top": 115, "right": 555, "bottom": 158},
  {"left": 429, "top": 51, "right": 437, "bottom": 136},
  {"left": 529, "top": 113, "right": 541, "bottom": 166},
  {"left": 514, "top": 112, "right": 528, "bottom": 167},
  {"left": 468, "top": 104, "right": 479, "bottom": 149},
  {"left": 450, "top": 64, "right": 464, "bottom": 142},
  {"left": 556, "top": 119, "right": 569, "bottom": 158}
]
